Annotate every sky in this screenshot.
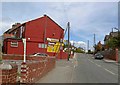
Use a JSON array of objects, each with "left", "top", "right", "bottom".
[{"left": 0, "top": 0, "right": 119, "bottom": 51}]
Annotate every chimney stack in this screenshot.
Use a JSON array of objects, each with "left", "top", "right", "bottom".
[
  {"left": 44, "top": 14, "right": 47, "bottom": 17},
  {"left": 12, "top": 23, "right": 21, "bottom": 28}
]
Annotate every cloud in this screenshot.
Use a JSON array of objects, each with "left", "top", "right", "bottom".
[
  {"left": 70, "top": 40, "right": 95, "bottom": 52},
  {"left": 67, "top": 2, "right": 117, "bottom": 43},
  {"left": 0, "top": 16, "right": 18, "bottom": 34},
  {"left": 1, "top": 0, "right": 119, "bottom": 2},
  {"left": 70, "top": 40, "right": 87, "bottom": 49},
  {"left": 1, "top": 2, "right": 118, "bottom": 50}
]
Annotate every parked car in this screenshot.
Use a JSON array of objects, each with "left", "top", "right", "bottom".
[
  {"left": 32, "top": 53, "right": 49, "bottom": 57},
  {"left": 94, "top": 53, "right": 104, "bottom": 59}
]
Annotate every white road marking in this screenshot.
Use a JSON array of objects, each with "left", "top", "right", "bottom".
[
  {"left": 95, "top": 64, "right": 102, "bottom": 67},
  {"left": 88, "top": 59, "right": 95, "bottom": 64},
  {"left": 88, "top": 59, "right": 118, "bottom": 76},
  {"left": 104, "top": 68, "right": 117, "bottom": 75},
  {"left": 72, "top": 54, "right": 78, "bottom": 68}
]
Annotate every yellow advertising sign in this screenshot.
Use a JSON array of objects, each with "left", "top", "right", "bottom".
[{"left": 47, "top": 42, "right": 64, "bottom": 53}]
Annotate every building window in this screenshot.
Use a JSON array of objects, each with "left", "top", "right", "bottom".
[
  {"left": 38, "top": 43, "right": 47, "bottom": 48},
  {"left": 45, "top": 44, "right": 47, "bottom": 48},
  {"left": 38, "top": 43, "right": 42, "bottom": 48},
  {"left": 11, "top": 42, "right": 18, "bottom": 47}
]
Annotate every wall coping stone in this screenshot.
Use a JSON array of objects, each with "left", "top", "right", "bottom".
[{"left": 0, "top": 63, "right": 12, "bottom": 70}]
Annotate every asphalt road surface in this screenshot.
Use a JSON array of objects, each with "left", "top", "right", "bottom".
[
  {"left": 37, "top": 53, "right": 118, "bottom": 83},
  {"left": 71, "top": 53, "right": 118, "bottom": 83}
]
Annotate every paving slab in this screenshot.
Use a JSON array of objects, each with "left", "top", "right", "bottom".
[{"left": 36, "top": 59, "right": 74, "bottom": 83}]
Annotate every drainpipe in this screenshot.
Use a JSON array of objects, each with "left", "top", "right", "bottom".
[{"left": 22, "top": 38, "right": 26, "bottom": 63}]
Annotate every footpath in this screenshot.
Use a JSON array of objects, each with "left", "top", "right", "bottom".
[{"left": 36, "top": 59, "right": 74, "bottom": 83}]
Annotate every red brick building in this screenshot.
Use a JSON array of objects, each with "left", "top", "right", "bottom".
[{"left": 3, "top": 15, "right": 67, "bottom": 59}]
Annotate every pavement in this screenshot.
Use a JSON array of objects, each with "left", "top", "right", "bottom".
[
  {"left": 36, "top": 59, "right": 74, "bottom": 83},
  {"left": 36, "top": 53, "right": 118, "bottom": 83},
  {"left": 103, "top": 59, "right": 116, "bottom": 63}
]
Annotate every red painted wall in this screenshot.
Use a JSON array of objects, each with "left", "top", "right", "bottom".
[
  {"left": 25, "top": 17, "right": 45, "bottom": 42},
  {"left": 5, "top": 39, "right": 47, "bottom": 55},
  {"left": 26, "top": 41, "right": 47, "bottom": 55},
  {"left": 6, "top": 39, "right": 24, "bottom": 55},
  {"left": 25, "top": 15, "right": 64, "bottom": 42},
  {"left": 45, "top": 16, "right": 64, "bottom": 39}
]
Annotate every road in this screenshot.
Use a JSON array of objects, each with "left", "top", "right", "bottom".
[
  {"left": 37, "top": 53, "right": 118, "bottom": 83},
  {"left": 71, "top": 53, "right": 118, "bottom": 83}
]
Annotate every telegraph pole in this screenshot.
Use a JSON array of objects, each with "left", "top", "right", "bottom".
[
  {"left": 68, "top": 22, "right": 70, "bottom": 61},
  {"left": 87, "top": 40, "right": 89, "bottom": 53},
  {"left": 44, "top": 14, "right": 47, "bottom": 53},
  {"left": 94, "top": 33, "right": 96, "bottom": 53}
]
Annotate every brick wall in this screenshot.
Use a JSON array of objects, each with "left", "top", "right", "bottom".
[
  {"left": 102, "top": 49, "right": 118, "bottom": 61},
  {"left": 2, "top": 54, "right": 47, "bottom": 60},
  {"left": 2, "top": 54, "right": 56, "bottom": 83},
  {"left": 20, "top": 57, "right": 56, "bottom": 83},
  {"left": 0, "top": 63, "right": 18, "bottom": 84},
  {"left": 119, "top": 51, "right": 120, "bottom": 63},
  {"left": 2, "top": 51, "right": 68, "bottom": 60}
]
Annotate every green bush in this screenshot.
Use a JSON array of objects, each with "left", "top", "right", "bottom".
[
  {"left": 74, "top": 48, "right": 85, "bottom": 53},
  {"left": 106, "top": 37, "right": 119, "bottom": 49}
]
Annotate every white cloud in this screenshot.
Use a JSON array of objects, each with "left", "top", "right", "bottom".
[
  {"left": 0, "top": 22, "right": 11, "bottom": 34},
  {"left": 1, "top": 0, "right": 119, "bottom": 2},
  {"left": 70, "top": 40, "right": 87, "bottom": 49},
  {"left": 1, "top": 2, "right": 118, "bottom": 50},
  {"left": 0, "top": 17, "right": 15, "bottom": 34},
  {"left": 70, "top": 40, "right": 96, "bottom": 52}
]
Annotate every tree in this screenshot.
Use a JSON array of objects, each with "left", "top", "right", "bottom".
[
  {"left": 106, "top": 37, "right": 118, "bottom": 49},
  {"left": 74, "top": 48, "right": 85, "bottom": 53},
  {"left": 95, "top": 41, "right": 102, "bottom": 52}
]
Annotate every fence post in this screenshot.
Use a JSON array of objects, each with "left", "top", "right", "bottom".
[{"left": 20, "top": 62, "right": 27, "bottom": 83}]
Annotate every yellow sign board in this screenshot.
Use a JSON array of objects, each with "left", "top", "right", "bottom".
[{"left": 47, "top": 42, "right": 64, "bottom": 53}]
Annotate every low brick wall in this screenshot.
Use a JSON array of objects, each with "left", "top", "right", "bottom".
[
  {"left": 2, "top": 51, "right": 68, "bottom": 60},
  {"left": 2, "top": 54, "right": 46, "bottom": 60},
  {"left": 0, "top": 63, "right": 18, "bottom": 84},
  {"left": 119, "top": 51, "right": 120, "bottom": 63},
  {"left": 102, "top": 49, "right": 118, "bottom": 61},
  {"left": 20, "top": 57, "right": 56, "bottom": 83},
  {"left": 2, "top": 54, "right": 56, "bottom": 83}
]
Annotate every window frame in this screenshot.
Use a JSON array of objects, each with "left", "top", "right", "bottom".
[{"left": 11, "top": 42, "right": 18, "bottom": 47}]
